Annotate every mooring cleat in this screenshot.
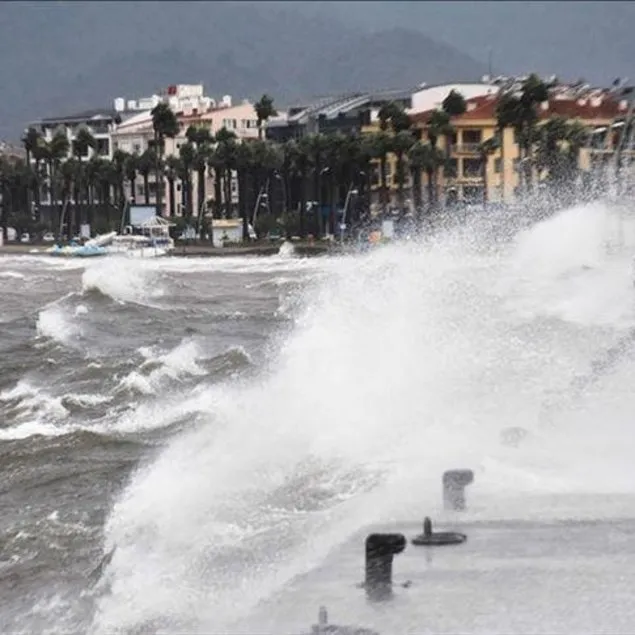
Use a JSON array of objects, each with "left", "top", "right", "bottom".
[{"left": 412, "top": 516, "right": 467, "bottom": 546}]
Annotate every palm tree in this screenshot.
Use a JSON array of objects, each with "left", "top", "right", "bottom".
[
  {"left": 425, "top": 110, "right": 455, "bottom": 207},
  {"left": 368, "top": 130, "right": 392, "bottom": 211},
  {"left": 286, "top": 138, "right": 311, "bottom": 238},
  {"left": 235, "top": 141, "right": 254, "bottom": 241},
  {"left": 496, "top": 74, "right": 549, "bottom": 194},
  {"left": 255, "top": 94, "right": 277, "bottom": 140},
  {"left": 123, "top": 153, "right": 138, "bottom": 210},
  {"left": 478, "top": 137, "right": 500, "bottom": 208},
  {"left": 72, "top": 128, "right": 96, "bottom": 232},
  {"left": 392, "top": 130, "right": 415, "bottom": 209},
  {"left": 178, "top": 142, "right": 196, "bottom": 219},
  {"left": 164, "top": 155, "right": 182, "bottom": 219},
  {"left": 214, "top": 128, "right": 239, "bottom": 218},
  {"left": 186, "top": 125, "right": 214, "bottom": 225},
  {"left": 442, "top": 90, "right": 467, "bottom": 119},
  {"left": 136, "top": 149, "right": 155, "bottom": 205},
  {"left": 84, "top": 156, "right": 106, "bottom": 229},
  {"left": 151, "top": 102, "right": 180, "bottom": 216},
  {"left": 535, "top": 117, "right": 588, "bottom": 199},
  {"left": 57, "top": 158, "right": 80, "bottom": 238},
  {"left": 304, "top": 134, "right": 329, "bottom": 237},
  {"left": 22, "top": 127, "right": 45, "bottom": 221},
  {"left": 408, "top": 142, "right": 445, "bottom": 218},
  {"left": 43, "top": 130, "right": 70, "bottom": 235},
  {"left": 110, "top": 149, "right": 128, "bottom": 219}
]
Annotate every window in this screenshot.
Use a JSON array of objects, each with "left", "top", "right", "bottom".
[
  {"left": 463, "top": 130, "right": 482, "bottom": 144},
  {"left": 72, "top": 140, "right": 90, "bottom": 158},
  {"left": 494, "top": 158, "right": 502, "bottom": 173},
  {"left": 446, "top": 158, "right": 458, "bottom": 178},
  {"left": 137, "top": 184, "right": 145, "bottom": 198},
  {"left": 463, "top": 158, "right": 482, "bottom": 178},
  {"left": 96, "top": 138, "right": 110, "bottom": 156}
]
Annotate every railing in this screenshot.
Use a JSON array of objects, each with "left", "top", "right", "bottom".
[
  {"left": 444, "top": 172, "right": 484, "bottom": 182},
  {"left": 449, "top": 143, "right": 482, "bottom": 154},
  {"left": 462, "top": 171, "right": 485, "bottom": 180}
]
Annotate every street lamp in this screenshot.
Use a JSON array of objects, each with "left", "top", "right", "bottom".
[
  {"left": 340, "top": 183, "right": 359, "bottom": 244},
  {"left": 251, "top": 191, "right": 269, "bottom": 236},
  {"left": 273, "top": 171, "right": 286, "bottom": 214}
]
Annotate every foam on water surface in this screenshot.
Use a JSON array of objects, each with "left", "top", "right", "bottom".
[{"left": 51, "top": 201, "right": 635, "bottom": 633}]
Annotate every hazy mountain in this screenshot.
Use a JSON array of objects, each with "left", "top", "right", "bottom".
[
  {"left": 1, "top": 1, "right": 629, "bottom": 143},
  {"left": 289, "top": 1, "right": 635, "bottom": 86},
  {"left": 0, "top": 1, "right": 487, "bottom": 141}
]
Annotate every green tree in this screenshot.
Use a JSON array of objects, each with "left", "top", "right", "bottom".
[
  {"left": 151, "top": 102, "right": 180, "bottom": 215},
  {"left": 478, "top": 137, "right": 500, "bottom": 208},
  {"left": 42, "top": 130, "right": 70, "bottom": 235},
  {"left": 407, "top": 141, "right": 445, "bottom": 216},
  {"left": 136, "top": 149, "right": 155, "bottom": 205},
  {"left": 179, "top": 142, "right": 196, "bottom": 219},
  {"left": 164, "top": 155, "right": 182, "bottom": 220},
  {"left": 254, "top": 94, "right": 278, "bottom": 140}
]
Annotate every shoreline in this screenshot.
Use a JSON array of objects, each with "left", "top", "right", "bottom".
[{"left": 0, "top": 242, "right": 335, "bottom": 258}]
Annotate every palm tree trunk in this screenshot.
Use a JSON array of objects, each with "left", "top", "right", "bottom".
[
  {"left": 239, "top": 169, "right": 248, "bottom": 242},
  {"left": 396, "top": 153, "right": 404, "bottom": 209},
  {"left": 224, "top": 170, "right": 232, "bottom": 218},
  {"left": 481, "top": 153, "right": 488, "bottom": 209},
  {"left": 299, "top": 172, "right": 307, "bottom": 239},
  {"left": 380, "top": 155, "right": 388, "bottom": 210},
  {"left": 155, "top": 134, "right": 163, "bottom": 216},
  {"left": 213, "top": 170, "right": 222, "bottom": 219},
  {"left": 426, "top": 168, "right": 434, "bottom": 211},
  {"left": 168, "top": 178, "right": 175, "bottom": 219}
]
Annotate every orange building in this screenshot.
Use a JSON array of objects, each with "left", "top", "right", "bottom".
[{"left": 409, "top": 92, "right": 632, "bottom": 204}]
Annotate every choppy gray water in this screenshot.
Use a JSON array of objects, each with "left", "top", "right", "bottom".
[
  {"left": 0, "top": 251, "right": 317, "bottom": 632},
  {"left": 3, "top": 202, "right": 635, "bottom": 634}
]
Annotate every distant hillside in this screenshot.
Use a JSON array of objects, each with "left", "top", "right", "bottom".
[{"left": 0, "top": 1, "right": 488, "bottom": 141}]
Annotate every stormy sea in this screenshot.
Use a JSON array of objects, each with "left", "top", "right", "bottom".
[{"left": 2, "top": 201, "right": 635, "bottom": 634}]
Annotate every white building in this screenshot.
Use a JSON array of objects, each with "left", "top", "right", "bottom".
[
  {"left": 28, "top": 108, "right": 122, "bottom": 161},
  {"left": 113, "top": 84, "right": 222, "bottom": 116},
  {"left": 409, "top": 81, "right": 500, "bottom": 114},
  {"left": 111, "top": 99, "right": 259, "bottom": 217}
]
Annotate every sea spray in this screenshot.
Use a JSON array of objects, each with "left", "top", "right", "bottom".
[{"left": 91, "top": 200, "right": 635, "bottom": 633}]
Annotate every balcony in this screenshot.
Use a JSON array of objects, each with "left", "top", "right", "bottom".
[{"left": 449, "top": 143, "right": 481, "bottom": 155}]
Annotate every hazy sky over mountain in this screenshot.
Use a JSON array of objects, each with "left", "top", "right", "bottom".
[
  {"left": 288, "top": 0, "right": 634, "bottom": 84},
  {"left": 1, "top": 1, "right": 631, "bottom": 142}
]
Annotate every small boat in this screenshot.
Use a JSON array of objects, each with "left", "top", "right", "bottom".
[
  {"left": 105, "top": 217, "right": 175, "bottom": 258},
  {"left": 47, "top": 242, "right": 107, "bottom": 258}
]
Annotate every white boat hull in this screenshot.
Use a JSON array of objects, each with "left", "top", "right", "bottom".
[{"left": 104, "top": 245, "right": 172, "bottom": 258}]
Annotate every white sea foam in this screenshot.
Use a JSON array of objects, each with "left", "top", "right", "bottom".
[
  {"left": 81, "top": 258, "right": 165, "bottom": 306},
  {"left": 91, "top": 201, "right": 635, "bottom": 633}
]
